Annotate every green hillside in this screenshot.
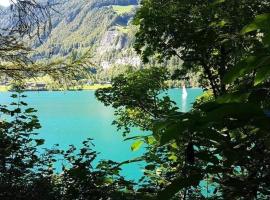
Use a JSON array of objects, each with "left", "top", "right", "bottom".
[
  {"left": 31, "top": 0, "right": 139, "bottom": 70},
  {"left": 0, "top": 0, "right": 189, "bottom": 88},
  {"left": 112, "top": 5, "right": 135, "bottom": 14}
]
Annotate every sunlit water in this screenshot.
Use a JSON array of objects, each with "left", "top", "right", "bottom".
[{"left": 0, "top": 88, "right": 203, "bottom": 181}]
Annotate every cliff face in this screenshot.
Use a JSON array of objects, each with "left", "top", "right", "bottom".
[
  {"left": 0, "top": 0, "right": 140, "bottom": 68},
  {"left": 98, "top": 30, "right": 127, "bottom": 54}
]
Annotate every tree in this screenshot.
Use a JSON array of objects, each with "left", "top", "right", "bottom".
[
  {"left": 0, "top": 1, "right": 145, "bottom": 199},
  {"left": 0, "top": 0, "right": 92, "bottom": 84},
  {"left": 0, "top": 89, "right": 148, "bottom": 199},
  {"left": 96, "top": 0, "right": 270, "bottom": 199},
  {"left": 0, "top": 89, "right": 58, "bottom": 199},
  {"left": 134, "top": 0, "right": 270, "bottom": 97}
]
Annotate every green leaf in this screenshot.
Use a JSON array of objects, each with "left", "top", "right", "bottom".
[
  {"left": 131, "top": 140, "right": 143, "bottom": 151},
  {"left": 20, "top": 101, "right": 28, "bottom": 106},
  {"left": 146, "top": 136, "right": 155, "bottom": 145},
  {"left": 241, "top": 13, "right": 270, "bottom": 34},
  {"left": 103, "top": 178, "right": 114, "bottom": 184},
  {"left": 196, "top": 151, "right": 219, "bottom": 164},
  {"left": 254, "top": 66, "right": 270, "bottom": 85},
  {"left": 145, "top": 164, "right": 156, "bottom": 170},
  {"left": 211, "top": 0, "right": 226, "bottom": 6},
  {"left": 35, "top": 139, "right": 45, "bottom": 146},
  {"left": 158, "top": 121, "right": 190, "bottom": 145},
  {"left": 200, "top": 129, "right": 227, "bottom": 144},
  {"left": 216, "top": 92, "right": 250, "bottom": 103},
  {"left": 124, "top": 135, "right": 145, "bottom": 141},
  {"left": 224, "top": 54, "right": 270, "bottom": 84},
  {"left": 212, "top": 20, "right": 228, "bottom": 28},
  {"left": 223, "top": 56, "right": 258, "bottom": 84},
  {"left": 168, "top": 154, "right": 178, "bottom": 162},
  {"left": 157, "top": 173, "right": 202, "bottom": 200},
  {"left": 204, "top": 103, "right": 264, "bottom": 121},
  {"left": 154, "top": 113, "right": 202, "bottom": 145},
  {"left": 11, "top": 94, "right": 18, "bottom": 98},
  {"left": 25, "top": 108, "right": 36, "bottom": 113},
  {"left": 159, "top": 123, "right": 181, "bottom": 145}
]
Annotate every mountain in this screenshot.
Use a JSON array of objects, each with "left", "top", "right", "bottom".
[
  {"left": 33, "top": 0, "right": 140, "bottom": 68},
  {"left": 0, "top": 0, "right": 140, "bottom": 69},
  {"left": 0, "top": 0, "right": 196, "bottom": 88}
]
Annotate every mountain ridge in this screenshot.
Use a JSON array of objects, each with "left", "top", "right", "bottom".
[
  {"left": 33, "top": 0, "right": 140, "bottom": 68},
  {"left": 0, "top": 0, "right": 140, "bottom": 69}
]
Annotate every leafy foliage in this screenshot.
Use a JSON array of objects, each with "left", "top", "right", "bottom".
[
  {"left": 3, "top": 0, "right": 270, "bottom": 199},
  {"left": 96, "top": 0, "right": 270, "bottom": 199},
  {"left": 0, "top": 1, "right": 150, "bottom": 199},
  {"left": 96, "top": 67, "right": 177, "bottom": 135},
  {"left": 134, "top": 0, "right": 270, "bottom": 97},
  {"left": 0, "top": 0, "right": 93, "bottom": 84},
  {"left": 0, "top": 91, "right": 150, "bottom": 199}
]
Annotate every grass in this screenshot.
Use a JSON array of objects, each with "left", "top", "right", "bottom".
[
  {"left": 112, "top": 5, "right": 135, "bottom": 15},
  {"left": 74, "top": 84, "right": 111, "bottom": 90},
  {"left": 0, "top": 85, "right": 9, "bottom": 92}
]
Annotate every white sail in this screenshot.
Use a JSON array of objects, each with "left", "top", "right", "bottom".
[{"left": 182, "top": 85, "right": 188, "bottom": 99}]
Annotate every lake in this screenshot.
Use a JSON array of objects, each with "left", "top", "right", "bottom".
[{"left": 0, "top": 88, "right": 203, "bottom": 181}]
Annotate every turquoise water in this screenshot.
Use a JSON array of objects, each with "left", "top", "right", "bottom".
[{"left": 0, "top": 88, "right": 203, "bottom": 181}]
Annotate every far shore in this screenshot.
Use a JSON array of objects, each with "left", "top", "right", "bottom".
[
  {"left": 0, "top": 84, "right": 111, "bottom": 92},
  {"left": 0, "top": 84, "right": 200, "bottom": 92}
]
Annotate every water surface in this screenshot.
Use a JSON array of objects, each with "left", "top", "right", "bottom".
[{"left": 0, "top": 88, "right": 203, "bottom": 181}]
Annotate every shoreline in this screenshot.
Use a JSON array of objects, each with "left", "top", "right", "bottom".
[
  {"left": 0, "top": 84, "right": 111, "bottom": 92},
  {"left": 0, "top": 85, "right": 200, "bottom": 92}
]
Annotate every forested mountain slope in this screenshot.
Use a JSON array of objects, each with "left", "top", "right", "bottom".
[
  {"left": 0, "top": 0, "right": 194, "bottom": 87},
  {"left": 36, "top": 0, "right": 139, "bottom": 68},
  {"left": 0, "top": 0, "right": 140, "bottom": 69}
]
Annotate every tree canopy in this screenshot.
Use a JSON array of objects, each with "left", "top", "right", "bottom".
[
  {"left": 1, "top": 0, "right": 270, "bottom": 199},
  {"left": 97, "top": 0, "right": 270, "bottom": 199},
  {"left": 0, "top": 0, "right": 92, "bottom": 84},
  {"left": 134, "top": 0, "right": 270, "bottom": 96}
]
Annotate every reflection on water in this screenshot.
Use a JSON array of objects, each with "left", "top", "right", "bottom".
[
  {"left": 181, "top": 85, "right": 188, "bottom": 112},
  {"left": 182, "top": 95, "right": 187, "bottom": 112}
]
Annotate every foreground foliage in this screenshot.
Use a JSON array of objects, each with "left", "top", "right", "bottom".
[
  {"left": 0, "top": 91, "right": 150, "bottom": 200},
  {"left": 2, "top": 0, "right": 270, "bottom": 199},
  {"left": 97, "top": 0, "right": 270, "bottom": 199},
  {"left": 0, "top": 1, "right": 144, "bottom": 199}
]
